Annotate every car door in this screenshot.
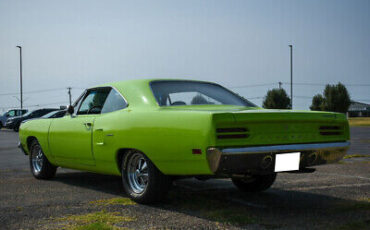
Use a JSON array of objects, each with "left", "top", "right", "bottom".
[{"left": 49, "top": 88, "right": 110, "bottom": 166}]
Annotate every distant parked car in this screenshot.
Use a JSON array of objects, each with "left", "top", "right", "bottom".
[
  {"left": 6, "top": 108, "right": 58, "bottom": 132},
  {"left": 0, "top": 109, "right": 27, "bottom": 129},
  {"left": 21, "top": 110, "right": 67, "bottom": 125},
  {"left": 42, "top": 110, "right": 67, "bottom": 119}
]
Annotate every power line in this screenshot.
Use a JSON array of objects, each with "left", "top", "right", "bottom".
[
  {"left": 0, "top": 101, "right": 68, "bottom": 109},
  {"left": 22, "top": 101, "right": 68, "bottom": 108},
  {"left": 282, "top": 82, "right": 370, "bottom": 87},
  {"left": 1, "top": 83, "right": 367, "bottom": 96},
  {"left": 229, "top": 83, "right": 277, "bottom": 89},
  {"left": 230, "top": 82, "right": 370, "bottom": 90},
  {"left": 246, "top": 96, "right": 264, "bottom": 99},
  {"left": 245, "top": 95, "right": 369, "bottom": 101},
  {"left": 0, "top": 88, "right": 67, "bottom": 96}
]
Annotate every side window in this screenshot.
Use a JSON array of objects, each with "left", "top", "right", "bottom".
[
  {"left": 78, "top": 88, "right": 110, "bottom": 115},
  {"left": 52, "top": 111, "right": 66, "bottom": 118},
  {"left": 8, "top": 110, "right": 16, "bottom": 117},
  {"left": 29, "top": 111, "right": 40, "bottom": 118},
  {"left": 101, "top": 89, "right": 127, "bottom": 113},
  {"left": 35, "top": 110, "right": 45, "bottom": 116},
  {"left": 41, "top": 110, "right": 54, "bottom": 116}
]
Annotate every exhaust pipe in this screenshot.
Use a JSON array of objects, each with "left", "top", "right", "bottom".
[
  {"left": 260, "top": 155, "right": 273, "bottom": 169},
  {"left": 307, "top": 152, "right": 318, "bottom": 165}
]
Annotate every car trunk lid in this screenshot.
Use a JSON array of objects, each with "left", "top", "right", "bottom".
[{"left": 212, "top": 109, "right": 349, "bottom": 147}]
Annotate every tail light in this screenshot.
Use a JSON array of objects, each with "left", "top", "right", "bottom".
[
  {"left": 319, "top": 126, "right": 343, "bottom": 136},
  {"left": 216, "top": 127, "right": 249, "bottom": 139}
]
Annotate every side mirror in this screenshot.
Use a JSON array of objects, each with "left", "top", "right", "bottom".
[
  {"left": 67, "top": 105, "right": 74, "bottom": 115},
  {"left": 5, "top": 113, "right": 9, "bottom": 117}
]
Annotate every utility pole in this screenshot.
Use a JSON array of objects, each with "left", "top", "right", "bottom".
[
  {"left": 278, "top": 82, "right": 282, "bottom": 89},
  {"left": 67, "top": 87, "right": 72, "bottom": 106},
  {"left": 16, "top": 46, "right": 23, "bottom": 109},
  {"left": 289, "top": 45, "right": 293, "bottom": 109}
]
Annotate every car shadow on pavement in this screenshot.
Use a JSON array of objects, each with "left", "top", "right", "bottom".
[
  {"left": 53, "top": 171, "right": 124, "bottom": 196},
  {"left": 52, "top": 171, "right": 370, "bottom": 229}
]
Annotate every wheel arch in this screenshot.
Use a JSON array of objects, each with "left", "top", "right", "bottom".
[
  {"left": 26, "top": 136, "right": 38, "bottom": 153},
  {"left": 116, "top": 148, "right": 160, "bottom": 174}
]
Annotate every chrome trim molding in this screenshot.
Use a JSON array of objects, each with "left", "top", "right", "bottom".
[{"left": 221, "top": 141, "right": 350, "bottom": 155}]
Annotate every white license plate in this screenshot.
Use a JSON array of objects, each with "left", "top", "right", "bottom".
[{"left": 274, "top": 152, "right": 301, "bottom": 172}]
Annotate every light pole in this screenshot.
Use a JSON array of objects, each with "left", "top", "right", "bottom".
[
  {"left": 289, "top": 45, "right": 293, "bottom": 109},
  {"left": 67, "top": 87, "right": 72, "bottom": 106},
  {"left": 16, "top": 46, "right": 23, "bottom": 109}
]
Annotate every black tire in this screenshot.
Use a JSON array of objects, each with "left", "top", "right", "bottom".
[
  {"left": 232, "top": 173, "right": 277, "bottom": 193},
  {"left": 121, "top": 150, "right": 172, "bottom": 204},
  {"left": 0, "top": 122, "right": 2, "bottom": 130},
  {"left": 29, "top": 139, "right": 57, "bottom": 179}
]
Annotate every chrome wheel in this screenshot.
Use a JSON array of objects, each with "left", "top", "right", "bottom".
[
  {"left": 32, "top": 145, "right": 44, "bottom": 174},
  {"left": 127, "top": 153, "right": 149, "bottom": 194}
]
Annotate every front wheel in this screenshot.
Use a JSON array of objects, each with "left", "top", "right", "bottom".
[
  {"left": 121, "top": 151, "right": 172, "bottom": 204},
  {"left": 232, "top": 173, "right": 277, "bottom": 193},
  {"left": 29, "top": 139, "right": 57, "bottom": 179}
]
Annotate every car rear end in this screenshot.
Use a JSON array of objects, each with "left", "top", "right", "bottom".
[{"left": 207, "top": 110, "right": 350, "bottom": 175}]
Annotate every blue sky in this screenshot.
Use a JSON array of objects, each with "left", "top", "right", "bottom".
[{"left": 0, "top": 0, "right": 369, "bottom": 111}]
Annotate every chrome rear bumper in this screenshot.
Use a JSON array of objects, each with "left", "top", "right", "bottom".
[{"left": 207, "top": 141, "right": 350, "bottom": 174}]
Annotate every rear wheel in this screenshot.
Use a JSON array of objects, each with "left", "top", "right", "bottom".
[
  {"left": 232, "top": 173, "right": 277, "bottom": 193},
  {"left": 29, "top": 139, "right": 57, "bottom": 179},
  {"left": 121, "top": 150, "right": 172, "bottom": 204}
]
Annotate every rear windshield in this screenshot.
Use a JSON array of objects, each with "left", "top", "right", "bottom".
[{"left": 150, "top": 81, "right": 256, "bottom": 107}]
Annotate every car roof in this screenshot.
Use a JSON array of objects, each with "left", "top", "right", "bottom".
[{"left": 93, "top": 79, "right": 215, "bottom": 108}]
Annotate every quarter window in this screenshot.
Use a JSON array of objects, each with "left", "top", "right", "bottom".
[{"left": 101, "top": 89, "right": 127, "bottom": 113}]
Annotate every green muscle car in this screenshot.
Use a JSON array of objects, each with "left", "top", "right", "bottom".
[{"left": 18, "top": 79, "right": 350, "bottom": 203}]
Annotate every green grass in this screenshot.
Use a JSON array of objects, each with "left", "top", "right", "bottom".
[
  {"left": 54, "top": 210, "right": 134, "bottom": 230},
  {"left": 348, "top": 117, "right": 370, "bottom": 127},
  {"left": 90, "top": 197, "right": 136, "bottom": 206},
  {"left": 343, "top": 154, "right": 369, "bottom": 159},
  {"left": 73, "top": 222, "right": 113, "bottom": 230}
]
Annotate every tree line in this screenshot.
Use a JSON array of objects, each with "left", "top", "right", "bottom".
[{"left": 262, "top": 83, "right": 351, "bottom": 113}]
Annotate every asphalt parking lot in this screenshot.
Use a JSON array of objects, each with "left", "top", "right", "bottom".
[{"left": 0, "top": 128, "right": 369, "bottom": 230}]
